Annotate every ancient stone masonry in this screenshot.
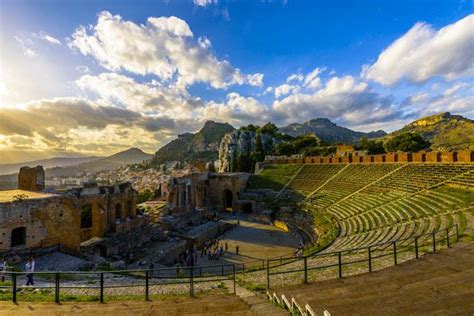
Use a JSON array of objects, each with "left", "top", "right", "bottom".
[
  {"left": 0, "top": 181, "right": 143, "bottom": 254},
  {"left": 18, "top": 166, "right": 45, "bottom": 191},
  {"left": 166, "top": 172, "right": 250, "bottom": 213},
  {"left": 265, "top": 150, "right": 474, "bottom": 165}
]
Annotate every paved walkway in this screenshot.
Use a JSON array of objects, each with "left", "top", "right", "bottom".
[{"left": 194, "top": 218, "right": 299, "bottom": 269}]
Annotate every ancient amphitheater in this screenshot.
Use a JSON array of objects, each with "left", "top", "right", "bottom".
[{"left": 1, "top": 153, "right": 473, "bottom": 315}]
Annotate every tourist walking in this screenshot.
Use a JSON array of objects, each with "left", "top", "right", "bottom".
[
  {"left": 0, "top": 257, "right": 6, "bottom": 282},
  {"left": 25, "top": 256, "right": 35, "bottom": 286}
]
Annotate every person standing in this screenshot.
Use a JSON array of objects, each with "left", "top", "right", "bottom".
[
  {"left": 25, "top": 256, "right": 35, "bottom": 286},
  {"left": 0, "top": 257, "right": 6, "bottom": 283}
]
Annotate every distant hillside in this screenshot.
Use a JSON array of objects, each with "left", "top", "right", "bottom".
[
  {"left": 46, "top": 148, "right": 153, "bottom": 177},
  {"left": 279, "top": 118, "right": 386, "bottom": 143},
  {"left": 153, "top": 121, "right": 235, "bottom": 164},
  {"left": 390, "top": 112, "right": 474, "bottom": 151},
  {"left": 0, "top": 156, "right": 101, "bottom": 176}
]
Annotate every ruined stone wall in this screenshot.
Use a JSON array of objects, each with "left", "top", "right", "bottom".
[
  {"left": 18, "top": 166, "right": 45, "bottom": 191},
  {"left": 0, "top": 182, "right": 138, "bottom": 254},
  {"left": 0, "top": 196, "right": 78, "bottom": 252},
  {"left": 166, "top": 172, "right": 250, "bottom": 213},
  {"left": 264, "top": 150, "right": 473, "bottom": 165}
]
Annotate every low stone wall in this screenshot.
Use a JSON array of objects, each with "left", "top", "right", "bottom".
[{"left": 265, "top": 150, "right": 473, "bottom": 165}]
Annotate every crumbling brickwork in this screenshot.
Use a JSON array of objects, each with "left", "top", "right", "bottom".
[
  {"left": 18, "top": 166, "right": 45, "bottom": 191},
  {"left": 0, "top": 182, "right": 139, "bottom": 254}
]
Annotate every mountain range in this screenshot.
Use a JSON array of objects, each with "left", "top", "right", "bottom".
[
  {"left": 387, "top": 112, "right": 474, "bottom": 151},
  {"left": 152, "top": 121, "right": 235, "bottom": 164},
  {"left": 0, "top": 156, "right": 100, "bottom": 176},
  {"left": 46, "top": 148, "right": 153, "bottom": 177},
  {"left": 279, "top": 118, "right": 387, "bottom": 142}
]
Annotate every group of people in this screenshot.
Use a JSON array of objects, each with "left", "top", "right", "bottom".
[
  {"left": 0, "top": 256, "right": 35, "bottom": 286},
  {"left": 178, "top": 245, "right": 199, "bottom": 267},
  {"left": 201, "top": 239, "right": 225, "bottom": 261}
]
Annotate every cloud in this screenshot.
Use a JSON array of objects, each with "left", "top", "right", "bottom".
[
  {"left": 274, "top": 83, "right": 300, "bottom": 98},
  {"left": 76, "top": 72, "right": 198, "bottom": 115},
  {"left": 287, "top": 73, "right": 304, "bottom": 82},
  {"left": 194, "top": 0, "right": 217, "bottom": 7},
  {"left": 272, "top": 75, "right": 399, "bottom": 128},
  {"left": 69, "top": 11, "right": 262, "bottom": 89},
  {"left": 303, "top": 67, "right": 324, "bottom": 89},
  {"left": 363, "top": 14, "right": 474, "bottom": 85},
  {"left": 39, "top": 32, "right": 61, "bottom": 45},
  {"left": 14, "top": 35, "right": 37, "bottom": 57}
]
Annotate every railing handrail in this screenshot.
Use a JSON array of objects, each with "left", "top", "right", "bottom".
[{"left": 268, "top": 224, "right": 458, "bottom": 265}]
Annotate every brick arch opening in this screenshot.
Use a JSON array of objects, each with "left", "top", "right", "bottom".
[
  {"left": 11, "top": 227, "right": 26, "bottom": 248},
  {"left": 223, "top": 189, "right": 233, "bottom": 210},
  {"left": 80, "top": 204, "right": 93, "bottom": 228},
  {"left": 126, "top": 200, "right": 133, "bottom": 218},
  {"left": 115, "top": 203, "right": 122, "bottom": 221}
]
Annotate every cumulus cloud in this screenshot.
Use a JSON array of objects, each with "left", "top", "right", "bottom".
[
  {"left": 274, "top": 83, "right": 300, "bottom": 98},
  {"left": 14, "top": 35, "right": 37, "bottom": 57},
  {"left": 69, "top": 11, "right": 262, "bottom": 89},
  {"left": 272, "top": 76, "right": 398, "bottom": 127},
  {"left": 194, "top": 0, "right": 217, "bottom": 7},
  {"left": 363, "top": 14, "right": 474, "bottom": 85}
]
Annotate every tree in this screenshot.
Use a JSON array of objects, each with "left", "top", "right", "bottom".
[
  {"left": 258, "top": 122, "right": 278, "bottom": 136},
  {"left": 255, "top": 132, "right": 265, "bottom": 161},
  {"left": 385, "top": 133, "right": 431, "bottom": 153},
  {"left": 137, "top": 190, "right": 154, "bottom": 204},
  {"left": 356, "top": 137, "right": 386, "bottom": 155},
  {"left": 293, "top": 134, "right": 320, "bottom": 153},
  {"left": 273, "top": 142, "right": 296, "bottom": 156},
  {"left": 208, "top": 162, "right": 216, "bottom": 172}
]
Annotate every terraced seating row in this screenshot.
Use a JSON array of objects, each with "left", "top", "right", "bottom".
[
  {"left": 285, "top": 164, "right": 346, "bottom": 196},
  {"left": 326, "top": 185, "right": 474, "bottom": 251},
  {"left": 308, "top": 164, "right": 401, "bottom": 208},
  {"left": 247, "top": 164, "right": 301, "bottom": 191}
]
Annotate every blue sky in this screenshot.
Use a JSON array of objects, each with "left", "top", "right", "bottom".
[{"left": 0, "top": 0, "right": 473, "bottom": 162}]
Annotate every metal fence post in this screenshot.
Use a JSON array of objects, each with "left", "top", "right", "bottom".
[
  {"left": 145, "top": 270, "right": 150, "bottom": 301},
  {"left": 446, "top": 228, "right": 450, "bottom": 247},
  {"left": 432, "top": 231, "right": 436, "bottom": 253},
  {"left": 232, "top": 265, "right": 236, "bottom": 294},
  {"left": 266, "top": 261, "right": 270, "bottom": 289},
  {"left": 368, "top": 247, "right": 372, "bottom": 272},
  {"left": 189, "top": 267, "right": 194, "bottom": 297},
  {"left": 12, "top": 273, "right": 16, "bottom": 303},
  {"left": 415, "top": 237, "right": 419, "bottom": 259},
  {"left": 338, "top": 252, "right": 342, "bottom": 278},
  {"left": 100, "top": 273, "right": 104, "bottom": 303},
  {"left": 55, "top": 273, "right": 60, "bottom": 303},
  {"left": 393, "top": 241, "right": 397, "bottom": 265},
  {"left": 303, "top": 256, "right": 308, "bottom": 283}
]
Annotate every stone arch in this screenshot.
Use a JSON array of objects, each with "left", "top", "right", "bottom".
[
  {"left": 452, "top": 151, "right": 458, "bottom": 162},
  {"left": 338, "top": 157, "right": 342, "bottom": 163},
  {"left": 370, "top": 156, "right": 375, "bottom": 163},
  {"left": 393, "top": 154, "right": 398, "bottom": 162},
  {"left": 223, "top": 189, "right": 233, "bottom": 210},
  {"left": 359, "top": 156, "right": 363, "bottom": 163},
  {"left": 126, "top": 200, "right": 133, "bottom": 218},
  {"left": 421, "top": 153, "right": 426, "bottom": 162},
  {"left": 81, "top": 204, "right": 93, "bottom": 228},
  {"left": 382, "top": 155, "right": 386, "bottom": 163},
  {"left": 311, "top": 158, "right": 315, "bottom": 163},
  {"left": 115, "top": 203, "right": 122, "bottom": 221},
  {"left": 320, "top": 158, "right": 323, "bottom": 163},
  {"left": 11, "top": 227, "right": 26, "bottom": 248},
  {"left": 436, "top": 152, "right": 442, "bottom": 162}
]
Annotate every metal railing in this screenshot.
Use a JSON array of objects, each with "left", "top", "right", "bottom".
[
  {"left": 265, "top": 224, "right": 459, "bottom": 288},
  {"left": 1, "top": 263, "right": 236, "bottom": 303},
  {"left": 0, "top": 224, "right": 460, "bottom": 302}
]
